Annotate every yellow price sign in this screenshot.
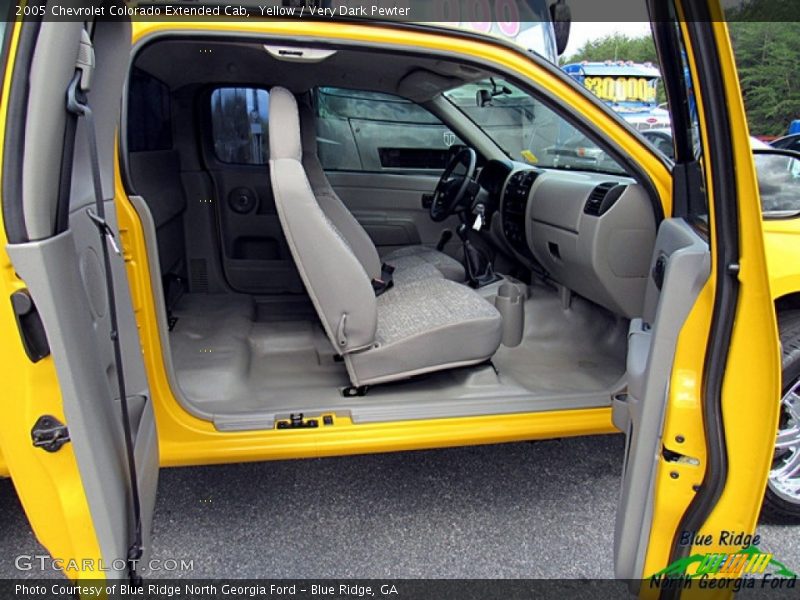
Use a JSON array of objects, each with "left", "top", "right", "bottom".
[{"left": 584, "top": 76, "right": 657, "bottom": 103}]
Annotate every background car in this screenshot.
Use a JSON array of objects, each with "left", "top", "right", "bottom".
[{"left": 772, "top": 133, "right": 800, "bottom": 154}]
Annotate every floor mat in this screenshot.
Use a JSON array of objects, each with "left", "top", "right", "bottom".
[
  {"left": 492, "top": 283, "right": 627, "bottom": 393},
  {"left": 170, "top": 294, "right": 349, "bottom": 411},
  {"left": 168, "top": 287, "right": 627, "bottom": 420}
]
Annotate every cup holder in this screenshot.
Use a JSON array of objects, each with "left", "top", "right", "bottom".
[{"left": 494, "top": 283, "right": 525, "bottom": 347}]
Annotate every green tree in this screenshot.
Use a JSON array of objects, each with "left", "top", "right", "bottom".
[
  {"left": 562, "top": 22, "right": 800, "bottom": 137},
  {"left": 561, "top": 33, "right": 658, "bottom": 66},
  {"left": 728, "top": 21, "right": 800, "bottom": 136}
]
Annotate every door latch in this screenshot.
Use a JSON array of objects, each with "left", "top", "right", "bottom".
[
  {"left": 31, "top": 415, "right": 70, "bottom": 452},
  {"left": 276, "top": 413, "right": 318, "bottom": 430}
]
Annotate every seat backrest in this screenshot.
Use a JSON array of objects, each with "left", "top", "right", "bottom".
[
  {"left": 269, "top": 87, "right": 377, "bottom": 354},
  {"left": 299, "top": 105, "right": 382, "bottom": 280}
]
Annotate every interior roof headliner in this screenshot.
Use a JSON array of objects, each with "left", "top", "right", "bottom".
[{"left": 133, "top": 39, "right": 489, "bottom": 99}]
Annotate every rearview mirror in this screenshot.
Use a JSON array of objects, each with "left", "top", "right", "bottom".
[
  {"left": 549, "top": 0, "right": 572, "bottom": 56},
  {"left": 753, "top": 148, "right": 800, "bottom": 219}
]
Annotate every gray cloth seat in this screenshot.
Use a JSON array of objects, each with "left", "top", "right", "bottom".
[
  {"left": 346, "top": 277, "right": 503, "bottom": 386},
  {"left": 269, "top": 87, "right": 502, "bottom": 387},
  {"left": 383, "top": 245, "right": 466, "bottom": 283},
  {"left": 299, "top": 106, "right": 466, "bottom": 284}
]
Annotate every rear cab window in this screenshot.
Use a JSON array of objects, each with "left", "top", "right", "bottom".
[{"left": 210, "top": 87, "right": 269, "bottom": 165}]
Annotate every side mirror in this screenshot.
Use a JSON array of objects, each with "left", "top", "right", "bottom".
[
  {"left": 752, "top": 148, "right": 800, "bottom": 219},
  {"left": 476, "top": 89, "right": 493, "bottom": 107},
  {"left": 549, "top": 0, "right": 572, "bottom": 56}
]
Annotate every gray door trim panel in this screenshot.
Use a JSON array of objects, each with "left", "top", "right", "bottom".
[
  {"left": 7, "top": 216, "right": 158, "bottom": 574},
  {"left": 325, "top": 171, "right": 460, "bottom": 251},
  {"left": 613, "top": 218, "right": 710, "bottom": 580}
]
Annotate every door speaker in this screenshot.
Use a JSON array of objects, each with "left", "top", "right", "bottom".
[{"left": 228, "top": 187, "right": 257, "bottom": 214}]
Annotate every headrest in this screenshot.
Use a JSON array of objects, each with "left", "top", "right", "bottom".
[{"left": 268, "top": 86, "right": 302, "bottom": 161}]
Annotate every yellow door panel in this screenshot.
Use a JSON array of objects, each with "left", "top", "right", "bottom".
[{"left": 640, "top": 8, "right": 780, "bottom": 583}]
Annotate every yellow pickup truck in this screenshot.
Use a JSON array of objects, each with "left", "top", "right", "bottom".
[{"left": 0, "top": 0, "right": 795, "bottom": 586}]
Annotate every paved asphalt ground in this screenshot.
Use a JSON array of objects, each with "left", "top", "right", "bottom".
[{"left": 1, "top": 434, "right": 798, "bottom": 579}]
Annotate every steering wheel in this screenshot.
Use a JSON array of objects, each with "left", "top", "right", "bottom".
[{"left": 430, "top": 147, "right": 477, "bottom": 222}]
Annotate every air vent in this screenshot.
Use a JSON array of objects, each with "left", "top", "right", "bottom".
[
  {"left": 190, "top": 259, "right": 209, "bottom": 293},
  {"left": 584, "top": 182, "right": 626, "bottom": 216}
]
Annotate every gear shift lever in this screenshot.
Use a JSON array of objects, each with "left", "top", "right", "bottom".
[{"left": 457, "top": 205, "right": 501, "bottom": 288}]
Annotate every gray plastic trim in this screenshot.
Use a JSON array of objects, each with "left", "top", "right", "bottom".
[
  {"left": 22, "top": 21, "right": 82, "bottom": 240},
  {"left": 613, "top": 218, "right": 710, "bottom": 580},
  {"left": 129, "top": 194, "right": 215, "bottom": 422},
  {"left": 525, "top": 172, "right": 656, "bottom": 319},
  {"left": 7, "top": 218, "right": 158, "bottom": 576}
]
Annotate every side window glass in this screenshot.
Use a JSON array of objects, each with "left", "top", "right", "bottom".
[
  {"left": 315, "top": 87, "right": 462, "bottom": 173},
  {"left": 676, "top": 46, "right": 702, "bottom": 158},
  {"left": 656, "top": 14, "right": 708, "bottom": 219},
  {"left": 128, "top": 69, "right": 172, "bottom": 153},
  {"left": 210, "top": 88, "right": 269, "bottom": 165}
]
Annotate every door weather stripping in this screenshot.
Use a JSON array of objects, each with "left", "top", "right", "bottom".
[{"left": 66, "top": 28, "right": 144, "bottom": 589}]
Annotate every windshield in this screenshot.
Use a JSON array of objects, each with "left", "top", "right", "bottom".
[{"left": 444, "top": 78, "right": 626, "bottom": 175}]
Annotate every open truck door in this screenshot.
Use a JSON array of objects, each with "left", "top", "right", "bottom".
[
  {"left": 0, "top": 11, "right": 158, "bottom": 584},
  {"left": 612, "top": 0, "right": 782, "bottom": 587}
]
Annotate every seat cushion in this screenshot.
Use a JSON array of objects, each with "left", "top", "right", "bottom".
[
  {"left": 384, "top": 245, "right": 466, "bottom": 282},
  {"left": 344, "top": 278, "right": 502, "bottom": 386},
  {"left": 391, "top": 261, "right": 444, "bottom": 285}
]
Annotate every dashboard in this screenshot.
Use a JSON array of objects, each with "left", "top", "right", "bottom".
[{"left": 479, "top": 160, "right": 657, "bottom": 319}]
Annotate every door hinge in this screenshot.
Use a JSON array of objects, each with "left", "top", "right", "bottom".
[{"left": 31, "top": 415, "right": 70, "bottom": 452}]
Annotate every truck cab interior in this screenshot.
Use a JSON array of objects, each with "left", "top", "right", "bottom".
[{"left": 123, "top": 37, "right": 660, "bottom": 431}]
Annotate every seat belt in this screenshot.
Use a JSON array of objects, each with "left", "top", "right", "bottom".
[
  {"left": 66, "top": 28, "right": 144, "bottom": 588},
  {"left": 371, "top": 263, "right": 395, "bottom": 296}
]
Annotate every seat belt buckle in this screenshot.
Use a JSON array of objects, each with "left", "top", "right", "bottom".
[
  {"left": 373, "top": 263, "right": 396, "bottom": 296},
  {"left": 371, "top": 277, "right": 393, "bottom": 296},
  {"left": 86, "top": 208, "right": 121, "bottom": 256}
]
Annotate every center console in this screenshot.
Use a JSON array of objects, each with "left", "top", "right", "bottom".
[{"left": 501, "top": 169, "right": 539, "bottom": 258}]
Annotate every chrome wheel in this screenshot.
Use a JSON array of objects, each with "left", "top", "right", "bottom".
[{"left": 769, "top": 376, "right": 800, "bottom": 504}]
